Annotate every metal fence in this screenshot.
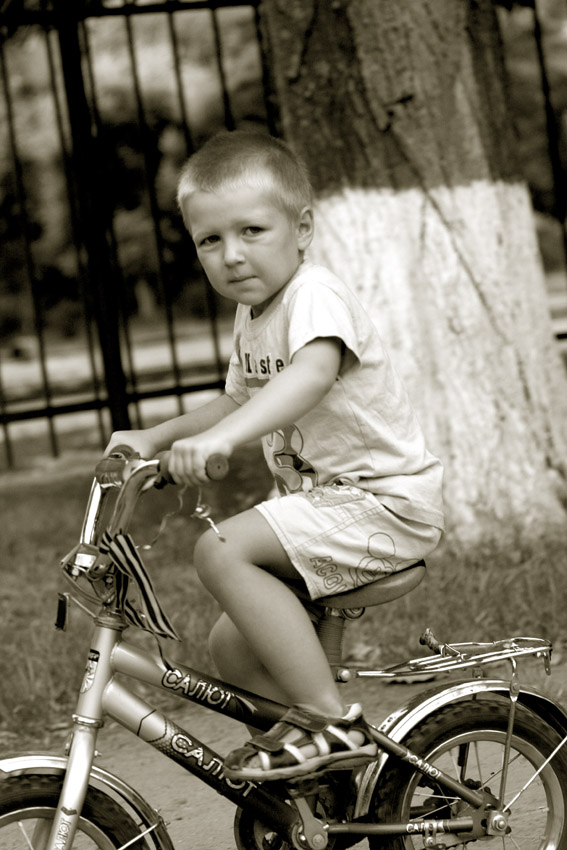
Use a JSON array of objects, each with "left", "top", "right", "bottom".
[
  {"left": 0, "top": 0, "right": 276, "bottom": 469},
  {"left": 0, "top": 0, "right": 566, "bottom": 471}
]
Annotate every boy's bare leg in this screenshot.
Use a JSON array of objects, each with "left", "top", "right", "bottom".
[
  {"left": 193, "top": 508, "right": 345, "bottom": 718},
  {"left": 209, "top": 613, "right": 290, "bottom": 705},
  {"left": 210, "top": 613, "right": 291, "bottom": 734}
]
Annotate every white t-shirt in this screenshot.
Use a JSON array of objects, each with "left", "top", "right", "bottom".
[{"left": 225, "top": 261, "right": 444, "bottom": 530}]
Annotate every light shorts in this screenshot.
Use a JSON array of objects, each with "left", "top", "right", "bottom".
[{"left": 255, "top": 483, "right": 442, "bottom": 600}]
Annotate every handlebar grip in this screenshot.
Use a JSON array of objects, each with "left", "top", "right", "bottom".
[
  {"left": 205, "top": 453, "right": 229, "bottom": 481},
  {"left": 419, "top": 628, "right": 443, "bottom": 655},
  {"left": 156, "top": 451, "right": 229, "bottom": 486}
]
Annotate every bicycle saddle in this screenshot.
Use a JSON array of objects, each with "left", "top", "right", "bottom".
[{"left": 311, "top": 560, "right": 426, "bottom": 610}]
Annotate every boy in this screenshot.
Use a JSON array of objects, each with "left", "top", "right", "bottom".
[{"left": 106, "top": 130, "right": 444, "bottom": 781}]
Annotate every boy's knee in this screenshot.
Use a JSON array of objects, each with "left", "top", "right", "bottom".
[{"left": 193, "top": 527, "right": 224, "bottom": 577}]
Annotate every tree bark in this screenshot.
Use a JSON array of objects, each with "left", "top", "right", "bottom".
[{"left": 259, "top": 0, "right": 567, "bottom": 555}]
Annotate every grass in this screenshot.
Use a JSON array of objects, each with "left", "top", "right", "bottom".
[{"left": 1, "top": 442, "right": 566, "bottom": 748}]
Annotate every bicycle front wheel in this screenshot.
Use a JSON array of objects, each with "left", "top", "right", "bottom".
[
  {"left": 0, "top": 773, "right": 151, "bottom": 849},
  {"left": 370, "top": 697, "right": 567, "bottom": 850}
]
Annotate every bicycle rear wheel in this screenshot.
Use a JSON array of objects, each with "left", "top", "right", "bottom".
[
  {"left": 0, "top": 773, "right": 150, "bottom": 849},
  {"left": 370, "top": 698, "right": 567, "bottom": 850}
]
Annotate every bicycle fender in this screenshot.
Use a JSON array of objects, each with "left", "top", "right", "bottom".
[
  {"left": 0, "top": 753, "right": 175, "bottom": 850},
  {"left": 354, "top": 677, "right": 567, "bottom": 819}
]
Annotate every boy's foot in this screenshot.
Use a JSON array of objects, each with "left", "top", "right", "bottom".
[{"left": 223, "top": 703, "right": 377, "bottom": 782}]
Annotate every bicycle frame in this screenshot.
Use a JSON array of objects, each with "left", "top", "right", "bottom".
[
  {"left": 44, "top": 615, "right": 305, "bottom": 850},
  {"left": 27, "top": 605, "right": 565, "bottom": 850},
  {"left": 5, "top": 453, "right": 566, "bottom": 850}
]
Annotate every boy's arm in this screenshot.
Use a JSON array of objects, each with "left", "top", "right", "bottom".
[
  {"left": 105, "top": 392, "right": 240, "bottom": 458},
  {"left": 167, "top": 338, "right": 342, "bottom": 483}
]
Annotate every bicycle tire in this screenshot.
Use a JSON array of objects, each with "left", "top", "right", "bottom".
[
  {"left": 0, "top": 772, "right": 151, "bottom": 849},
  {"left": 369, "top": 697, "right": 567, "bottom": 850}
]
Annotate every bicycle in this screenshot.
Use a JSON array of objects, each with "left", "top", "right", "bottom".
[{"left": 1, "top": 447, "right": 567, "bottom": 850}]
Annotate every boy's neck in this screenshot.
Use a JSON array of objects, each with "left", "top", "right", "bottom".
[{"left": 250, "top": 257, "right": 306, "bottom": 319}]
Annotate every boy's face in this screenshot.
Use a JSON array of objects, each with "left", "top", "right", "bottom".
[{"left": 182, "top": 177, "right": 313, "bottom": 317}]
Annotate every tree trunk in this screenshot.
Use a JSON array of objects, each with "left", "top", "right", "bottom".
[{"left": 258, "top": 0, "right": 567, "bottom": 559}]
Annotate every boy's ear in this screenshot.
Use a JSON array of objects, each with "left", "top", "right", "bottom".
[{"left": 297, "top": 207, "right": 314, "bottom": 250}]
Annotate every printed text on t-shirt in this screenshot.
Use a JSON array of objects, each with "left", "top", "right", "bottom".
[{"left": 244, "top": 351, "right": 285, "bottom": 377}]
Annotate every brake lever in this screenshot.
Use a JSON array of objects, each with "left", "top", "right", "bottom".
[
  {"left": 191, "top": 495, "right": 225, "bottom": 541},
  {"left": 145, "top": 452, "right": 229, "bottom": 545}
]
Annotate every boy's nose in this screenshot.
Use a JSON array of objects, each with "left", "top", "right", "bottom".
[{"left": 223, "top": 237, "right": 244, "bottom": 266}]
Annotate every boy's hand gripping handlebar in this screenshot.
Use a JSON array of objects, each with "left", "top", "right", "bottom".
[
  {"left": 100, "top": 444, "right": 229, "bottom": 486},
  {"left": 155, "top": 450, "right": 229, "bottom": 486}
]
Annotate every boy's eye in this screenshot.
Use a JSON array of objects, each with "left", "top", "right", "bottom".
[
  {"left": 199, "top": 235, "right": 219, "bottom": 246},
  {"left": 245, "top": 226, "right": 263, "bottom": 235}
]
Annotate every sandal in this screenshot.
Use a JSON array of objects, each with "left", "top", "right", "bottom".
[{"left": 223, "top": 703, "right": 377, "bottom": 781}]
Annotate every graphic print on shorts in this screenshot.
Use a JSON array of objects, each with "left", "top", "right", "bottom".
[
  {"left": 309, "top": 555, "right": 349, "bottom": 595},
  {"left": 351, "top": 532, "right": 417, "bottom": 584},
  {"left": 309, "top": 534, "right": 400, "bottom": 596},
  {"left": 358, "top": 532, "right": 398, "bottom": 576},
  {"left": 266, "top": 425, "right": 317, "bottom": 494}
]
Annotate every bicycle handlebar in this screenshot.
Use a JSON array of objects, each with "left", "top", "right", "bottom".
[
  {"left": 83, "top": 446, "right": 229, "bottom": 547},
  {"left": 96, "top": 445, "right": 229, "bottom": 487}
]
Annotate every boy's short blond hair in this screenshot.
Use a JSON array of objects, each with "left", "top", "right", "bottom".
[{"left": 177, "top": 130, "right": 313, "bottom": 221}]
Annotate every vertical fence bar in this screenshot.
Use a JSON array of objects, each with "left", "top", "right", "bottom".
[
  {"left": 54, "top": 0, "right": 131, "bottom": 433},
  {"left": 0, "top": 35, "right": 15, "bottom": 468},
  {"left": 44, "top": 23, "right": 107, "bottom": 449},
  {"left": 0, "top": 32, "right": 59, "bottom": 458},
  {"left": 124, "top": 12, "right": 184, "bottom": 417},
  {"left": 211, "top": 7, "right": 236, "bottom": 132},
  {"left": 253, "top": 2, "right": 280, "bottom": 137},
  {"left": 168, "top": 10, "right": 195, "bottom": 157},
  {"left": 79, "top": 18, "right": 143, "bottom": 429},
  {"left": 532, "top": 2, "right": 567, "bottom": 273},
  {"left": 0, "top": 359, "right": 14, "bottom": 469},
  {"left": 534, "top": 5, "right": 567, "bottom": 277}
]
